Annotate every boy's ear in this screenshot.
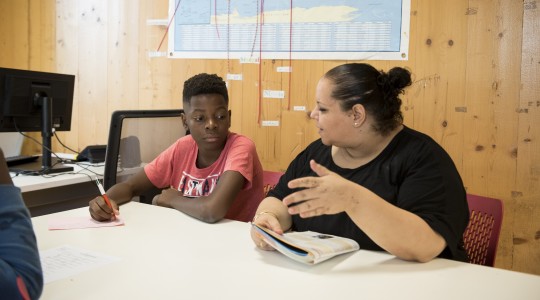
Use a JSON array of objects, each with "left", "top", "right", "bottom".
[{"left": 181, "top": 113, "right": 189, "bottom": 131}]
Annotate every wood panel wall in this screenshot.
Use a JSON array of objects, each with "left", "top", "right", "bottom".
[{"left": 1, "top": 0, "right": 538, "bottom": 275}]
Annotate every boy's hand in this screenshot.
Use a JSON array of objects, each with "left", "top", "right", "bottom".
[
  {"left": 152, "top": 188, "right": 179, "bottom": 208},
  {"left": 89, "top": 196, "right": 119, "bottom": 221}
]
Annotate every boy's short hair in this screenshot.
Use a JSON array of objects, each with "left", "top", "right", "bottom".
[{"left": 182, "top": 73, "right": 229, "bottom": 106}]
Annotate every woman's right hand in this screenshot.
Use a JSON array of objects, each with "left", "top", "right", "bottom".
[
  {"left": 89, "top": 196, "right": 119, "bottom": 221},
  {"left": 250, "top": 211, "right": 283, "bottom": 251}
]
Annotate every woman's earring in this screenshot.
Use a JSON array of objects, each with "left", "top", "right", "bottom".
[{"left": 354, "top": 122, "right": 359, "bottom": 127}]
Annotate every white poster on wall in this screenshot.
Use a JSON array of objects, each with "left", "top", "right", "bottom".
[{"left": 166, "top": 0, "right": 410, "bottom": 61}]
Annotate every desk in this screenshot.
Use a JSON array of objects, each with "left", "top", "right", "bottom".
[
  {"left": 32, "top": 202, "right": 540, "bottom": 300},
  {"left": 13, "top": 163, "right": 104, "bottom": 216}
]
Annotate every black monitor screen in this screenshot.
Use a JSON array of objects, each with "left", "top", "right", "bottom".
[
  {"left": 0, "top": 67, "right": 75, "bottom": 174},
  {"left": 0, "top": 67, "right": 74, "bottom": 132}
]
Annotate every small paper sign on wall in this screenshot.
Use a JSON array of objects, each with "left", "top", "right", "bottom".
[
  {"left": 226, "top": 74, "right": 243, "bottom": 81},
  {"left": 263, "top": 90, "right": 285, "bottom": 99},
  {"left": 277, "top": 66, "right": 292, "bottom": 72},
  {"left": 240, "top": 57, "right": 260, "bottom": 64},
  {"left": 262, "top": 121, "right": 280, "bottom": 127}
]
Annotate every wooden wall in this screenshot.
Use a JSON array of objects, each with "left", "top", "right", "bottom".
[{"left": 1, "top": 0, "right": 538, "bottom": 275}]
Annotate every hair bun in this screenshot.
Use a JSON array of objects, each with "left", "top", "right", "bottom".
[
  {"left": 387, "top": 67, "right": 412, "bottom": 90},
  {"left": 377, "top": 67, "right": 412, "bottom": 98}
]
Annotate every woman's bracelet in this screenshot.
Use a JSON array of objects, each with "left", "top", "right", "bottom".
[{"left": 252, "top": 211, "right": 278, "bottom": 223}]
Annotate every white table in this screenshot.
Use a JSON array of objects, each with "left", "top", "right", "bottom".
[
  {"left": 13, "top": 163, "right": 105, "bottom": 216},
  {"left": 32, "top": 202, "right": 540, "bottom": 300},
  {"left": 12, "top": 162, "right": 104, "bottom": 192}
]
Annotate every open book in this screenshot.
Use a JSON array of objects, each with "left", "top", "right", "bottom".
[{"left": 252, "top": 223, "right": 359, "bottom": 265}]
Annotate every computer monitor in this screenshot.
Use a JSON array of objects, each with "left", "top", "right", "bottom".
[{"left": 0, "top": 67, "right": 75, "bottom": 174}]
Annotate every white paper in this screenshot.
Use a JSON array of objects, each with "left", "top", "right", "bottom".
[
  {"left": 226, "top": 73, "right": 243, "bottom": 81},
  {"left": 239, "top": 57, "right": 260, "bottom": 64},
  {"left": 148, "top": 51, "right": 167, "bottom": 57},
  {"left": 48, "top": 216, "right": 124, "bottom": 230},
  {"left": 146, "top": 19, "right": 168, "bottom": 26},
  {"left": 277, "top": 66, "right": 292, "bottom": 73},
  {"left": 40, "top": 245, "right": 121, "bottom": 283},
  {"left": 263, "top": 90, "right": 285, "bottom": 99},
  {"left": 262, "top": 120, "right": 280, "bottom": 127}
]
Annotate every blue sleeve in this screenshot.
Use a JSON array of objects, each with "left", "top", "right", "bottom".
[{"left": 0, "top": 185, "right": 43, "bottom": 300}]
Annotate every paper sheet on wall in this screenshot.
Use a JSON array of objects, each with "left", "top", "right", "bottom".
[
  {"left": 40, "top": 245, "right": 121, "bottom": 283},
  {"left": 48, "top": 216, "right": 124, "bottom": 230},
  {"left": 169, "top": 0, "right": 410, "bottom": 60}
]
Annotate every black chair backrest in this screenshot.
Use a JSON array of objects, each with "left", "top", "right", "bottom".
[{"left": 103, "top": 109, "right": 186, "bottom": 203}]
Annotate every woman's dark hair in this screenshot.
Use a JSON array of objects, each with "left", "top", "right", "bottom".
[
  {"left": 182, "top": 73, "right": 229, "bottom": 106},
  {"left": 323, "top": 63, "right": 412, "bottom": 135}
]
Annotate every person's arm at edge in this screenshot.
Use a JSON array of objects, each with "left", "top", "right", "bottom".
[
  {"left": 155, "top": 170, "right": 245, "bottom": 223},
  {"left": 0, "top": 148, "right": 43, "bottom": 300}
]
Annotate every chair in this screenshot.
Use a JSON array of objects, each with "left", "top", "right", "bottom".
[
  {"left": 262, "top": 170, "right": 284, "bottom": 197},
  {"left": 103, "top": 109, "right": 186, "bottom": 203},
  {"left": 462, "top": 194, "right": 503, "bottom": 267}
]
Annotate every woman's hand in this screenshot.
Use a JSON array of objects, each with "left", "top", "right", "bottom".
[
  {"left": 283, "top": 160, "right": 361, "bottom": 218},
  {"left": 250, "top": 211, "right": 283, "bottom": 251}
]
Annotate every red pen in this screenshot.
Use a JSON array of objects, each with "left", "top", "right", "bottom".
[{"left": 94, "top": 177, "right": 116, "bottom": 220}]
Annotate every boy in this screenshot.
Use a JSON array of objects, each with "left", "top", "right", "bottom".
[{"left": 89, "top": 73, "right": 263, "bottom": 223}]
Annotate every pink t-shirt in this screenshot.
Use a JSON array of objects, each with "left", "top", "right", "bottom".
[{"left": 144, "top": 132, "right": 263, "bottom": 222}]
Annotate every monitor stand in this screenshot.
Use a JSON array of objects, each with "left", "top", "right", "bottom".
[
  {"left": 9, "top": 156, "right": 73, "bottom": 175},
  {"left": 10, "top": 94, "right": 74, "bottom": 175}
]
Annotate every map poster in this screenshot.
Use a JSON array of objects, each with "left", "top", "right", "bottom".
[{"left": 167, "top": 0, "right": 410, "bottom": 61}]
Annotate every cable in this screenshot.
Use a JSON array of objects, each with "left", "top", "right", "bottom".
[
  {"left": 156, "top": 0, "right": 183, "bottom": 52},
  {"left": 13, "top": 121, "right": 72, "bottom": 176},
  {"left": 40, "top": 163, "right": 104, "bottom": 180},
  {"left": 11, "top": 122, "right": 105, "bottom": 178},
  {"left": 14, "top": 123, "right": 63, "bottom": 162},
  {"left": 53, "top": 129, "right": 80, "bottom": 154}
]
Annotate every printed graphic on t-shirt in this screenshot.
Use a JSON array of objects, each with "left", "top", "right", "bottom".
[{"left": 177, "top": 171, "right": 220, "bottom": 197}]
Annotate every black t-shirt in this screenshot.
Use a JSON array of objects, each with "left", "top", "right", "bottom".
[{"left": 268, "top": 126, "right": 469, "bottom": 262}]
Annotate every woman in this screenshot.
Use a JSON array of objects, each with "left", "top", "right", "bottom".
[{"left": 251, "top": 63, "right": 469, "bottom": 262}]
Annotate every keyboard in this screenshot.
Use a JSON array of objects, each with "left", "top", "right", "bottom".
[{"left": 5, "top": 155, "right": 40, "bottom": 167}]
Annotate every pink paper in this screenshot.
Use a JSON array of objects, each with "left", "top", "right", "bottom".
[{"left": 48, "top": 216, "right": 124, "bottom": 230}]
